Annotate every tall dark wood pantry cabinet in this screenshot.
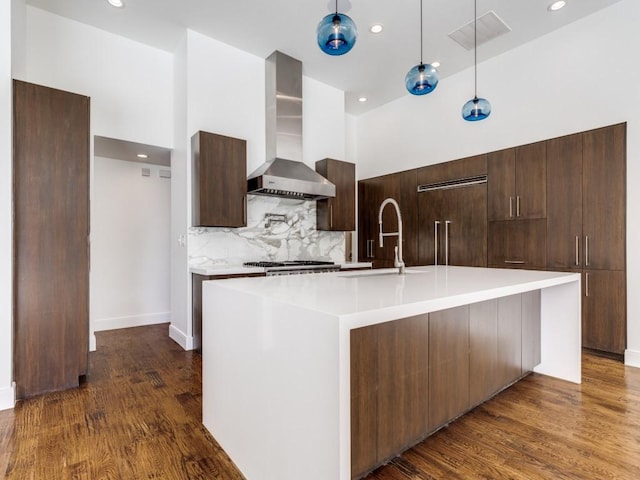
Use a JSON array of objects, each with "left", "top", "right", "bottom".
[
  {"left": 546, "top": 123, "right": 626, "bottom": 355},
  {"left": 13, "top": 80, "right": 90, "bottom": 399}
]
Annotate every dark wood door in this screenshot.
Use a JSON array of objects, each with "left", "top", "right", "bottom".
[
  {"left": 316, "top": 158, "right": 355, "bottom": 231},
  {"left": 192, "top": 131, "right": 247, "bottom": 227},
  {"left": 488, "top": 219, "right": 546, "bottom": 269},
  {"left": 417, "top": 185, "right": 487, "bottom": 267},
  {"left": 582, "top": 124, "right": 626, "bottom": 271},
  {"left": 496, "top": 295, "right": 522, "bottom": 387},
  {"left": 429, "top": 306, "right": 469, "bottom": 428},
  {"left": 13, "top": 80, "right": 90, "bottom": 399},
  {"left": 350, "top": 325, "right": 378, "bottom": 479},
  {"left": 583, "top": 270, "right": 626, "bottom": 355},
  {"left": 376, "top": 315, "right": 429, "bottom": 463},
  {"left": 515, "top": 142, "right": 546, "bottom": 219},
  {"left": 358, "top": 170, "right": 418, "bottom": 268},
  {"left": 469, "top": 300, "right": 499, "bottom": 407},
  {"left": 546, "top": 133, "right": 583, "bottom": 269},
  {"left": 487, "top": 148, "right": 516, "bottom": 221}
]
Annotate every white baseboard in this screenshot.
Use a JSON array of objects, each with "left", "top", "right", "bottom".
[
  {"left": 0, "top": 382, "right": 16, "bottom": 411},
  {"left": 93, "top": 312, "right": 171, "bottom": 333},
  {"left": 624, "top": 349, "right": 640, "bottom": 368},
  {"left": 169, "top": 324, "right": 194, "bottom": 351},
  {"left": 91, "top": 312, "right": 171, "bottom": 352}
]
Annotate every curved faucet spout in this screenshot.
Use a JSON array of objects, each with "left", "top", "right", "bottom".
[{"left": 378, "top": 198, "right": 405, "bottom": 274}]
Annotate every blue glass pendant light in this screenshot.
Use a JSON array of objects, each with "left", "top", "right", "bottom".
[
  {"left": 405, "top": 0, "right": 439, "bottom": 95},
  {"left": 317, "top": 0, "right": 357, "bottom": 56},
  {"left": 462, "top": 0, "right": 491, "bottom": 121}
]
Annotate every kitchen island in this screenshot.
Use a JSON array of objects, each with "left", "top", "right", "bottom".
[{"left": 202, "top": 266, "right": 581, "bottom": 480}]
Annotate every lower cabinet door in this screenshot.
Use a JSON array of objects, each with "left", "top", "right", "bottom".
[
  {"left": 583, "top": 270, "right": 626, "bottom": 355},
  {"left": 429, "top": 306, "right": 470, "bottom": 428}
]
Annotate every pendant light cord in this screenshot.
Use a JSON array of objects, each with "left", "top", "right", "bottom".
[
  {"left": 335, "top": 0, "right": 338, "bottom": 15},
  {"left": 474, "top": 0, "right": 478, "bottom": 99},
  {"left": 420, "top": 0, "right": 424, "bottom": 64}
]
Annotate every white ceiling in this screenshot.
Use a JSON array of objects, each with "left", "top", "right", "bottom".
[{"left": 26, "top": 0, "right": 623, "bottom": 115}]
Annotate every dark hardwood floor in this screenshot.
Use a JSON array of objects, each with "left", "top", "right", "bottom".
[
  {"left": 0, "top": 324, "right": 244, "bottom": 479},
  {"left": 1, "top": 323, "right": 639, "bottom": 479}
]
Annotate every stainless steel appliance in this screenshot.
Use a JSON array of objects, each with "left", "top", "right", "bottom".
[{"left": 244, "top": 260, "right": 340, "bottom": 276}]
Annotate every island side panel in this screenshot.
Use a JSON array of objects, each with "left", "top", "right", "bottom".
[
  {"left": 535, "top": 280, "right": 582, "bottom": 383},
  {"left": 202, "top": 280, "right": 342, "bottom": 480}
]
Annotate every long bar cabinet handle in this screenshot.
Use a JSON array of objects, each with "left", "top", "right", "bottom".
[
  {"left": 330, "top": 205, "right": 333, "bottom": 229},
  {"left": 516, "top": 196, "right": 521, "bottom": 217},
  {"left": 585, "top": 272, "right": 590, "bottom": 297},
  {"left": 445, "top": 220, "right": 451, "bottom": 266},
  {"left": 585, "top": 235, "right": 589, "bottom": 267},
  {"left": 504, "top": 260, "right": 525, "bottom": 264},
  {"left": 434, "top": 221, "right": 441, "bottom": 266},
  {"left": 575, "top": 236, "right": 580, "bottom": 266},
  {"left": 243, "top": 195, "right": 247, "bottom": 225},
  {"left": 509, "top": 197, "right": 513, "bottom": 218}
]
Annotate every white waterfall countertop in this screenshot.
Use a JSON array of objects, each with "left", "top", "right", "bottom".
[{"left": 201, "top": 266, "right": 581, "bottom": 480}]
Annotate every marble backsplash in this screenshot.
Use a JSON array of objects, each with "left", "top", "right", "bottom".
[{"left": 188, "top": 195, "right": 346, "bottom": 268}]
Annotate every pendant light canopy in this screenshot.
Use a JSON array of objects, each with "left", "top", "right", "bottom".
[
  {"left": 462, "top": 0, "right": 491, "bottom": 121},
  {"left": 405, "top": 0, "right": 439, "bottom": 95},
  {"left": 317, "top": 0, "right": 357, "bottom": 56}
]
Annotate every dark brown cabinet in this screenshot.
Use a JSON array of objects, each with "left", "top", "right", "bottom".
[
  {"left": 488, "top": 143, "right": 546, "bottom": 221},
  {"left": 488, "top": 219, "right": 546, "bottom": 269},
  {"left": 546, "top": 123, "right": 626, "bottom": 355},
  {"left": 357, "top": 170, "right": 418, "bottom": 268},
  {"left": 192, "top": 131, "right": 247, "bottom": 227},
  {"left": 13, "top": 80, "right": 90, "bottom": 399},
  {"left": 350, "top": 293, "right": 540, "bottom": 479},
  {"left": 417, "top": 155, "right": 487, "bottom": 267},
  {"left": 350, "top": 314, "right": 429, "bottom": 479},
  {"left": 316, "top": 158, "right": 355, "bottom": 231}
]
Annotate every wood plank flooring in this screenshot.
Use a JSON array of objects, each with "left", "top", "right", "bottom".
[
  {"left": 1, "top": 323, "right": 640, "bottom": 479},
  {"left": 0, "top": 324, "right": 244, "bottom": 479}
]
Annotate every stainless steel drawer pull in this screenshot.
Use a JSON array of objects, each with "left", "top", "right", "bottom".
[
  {"left": 509, "top": 197, "right": 514, "bottom": 218},
  {"left": 445, "top": 220, "right": 451, "bottom": 266},
  {"left": 434, "top": 221, "right": 440, "bottom": 266},
  {"left": 504, "top": 260, "right": 525, "bottom": 264},
  {"left": 516, "top": 196, "right": 521, "bottom": 217},
  {"left": 585, "top": 272, "right": 590, "bottom": 297},
  {"left": 575, "top": 236, "right": 580, "bottom": 266}
]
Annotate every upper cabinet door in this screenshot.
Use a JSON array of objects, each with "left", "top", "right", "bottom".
[
  {"left": 515, "top": 142, "right": 546, "bottom": 220},
  {"left": 582, "top": 124, "right": 626, "bottom": 271},
  {"left": 316, "top": 158, "right": 356, "bottom": 231},
  {"left": 487, "top": 144, "right": 546, "bottom": 221},
  {"left": 192, "top": 131, "right": 247, "bottom": 227},
  {"left": 487, "top": 148, "right": 516, "bottom": 221},
  {"left": 546, "top": 133, "right": 583, "bottom": 269}
]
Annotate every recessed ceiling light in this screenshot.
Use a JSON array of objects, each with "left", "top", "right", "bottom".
[
  {"left": 431, "top": 61, "right": 441, "bottom": 69},
  {"left": 108, "top": 0, "right": 125, "bottom": 8},
  {"left": 137, "top": 153, "right": 148, "bottom": 159},
  {"left": 547, "top": 1, "right": 566, "bottom": 12},
  {"left": 369, "top": 24, "right": 384, "bottom": 34},
  {"left": 358, "top": 97, "right": 368, "bottom": 103}
]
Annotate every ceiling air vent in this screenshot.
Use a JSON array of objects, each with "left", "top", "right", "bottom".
[{"left": 448, "top": 10, "right": 511, "bottom": 50}]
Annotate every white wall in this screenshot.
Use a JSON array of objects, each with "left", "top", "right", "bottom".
[
  {"left": 0, "top": 0, "right": 17, "bottom": 411},
  {"left": 91, "top": 157, "right": 171, "bottom": 333},
  {"left": 354, "top": 0, "right": 640, "bottom": 365},
  {"left": 170, "top": 33, "right": 190, "bottom": 349},
  {"left": 23, "top": 6, "right": 173, "bottom": 147}
]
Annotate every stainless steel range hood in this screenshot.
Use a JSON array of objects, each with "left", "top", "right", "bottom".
[{"left": 247, "top": 51, "right": 336, "bottom": 200}]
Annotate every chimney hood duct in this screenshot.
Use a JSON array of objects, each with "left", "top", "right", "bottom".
[{"left": 247, "top": 51, "right": 336, "bottom": 200}]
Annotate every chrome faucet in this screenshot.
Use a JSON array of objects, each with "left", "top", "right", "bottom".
[{"left": 378, "top": 198, "right": 405, "bottom": 274}]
